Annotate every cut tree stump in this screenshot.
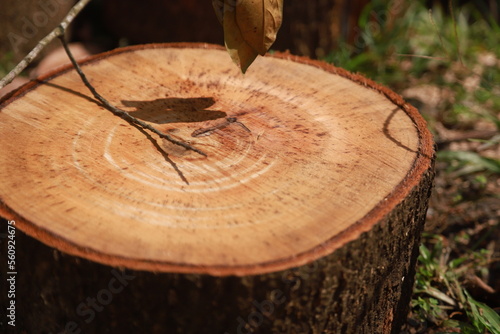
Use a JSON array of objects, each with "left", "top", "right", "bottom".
[{"left": 0, "top": 43, "right": 434, "bottom": 333}]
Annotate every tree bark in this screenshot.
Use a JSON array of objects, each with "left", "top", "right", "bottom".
[{"left": 0, "top": 43, "right": 434, "bottom": 333}]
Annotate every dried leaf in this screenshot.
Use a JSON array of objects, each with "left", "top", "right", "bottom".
[
  {"left": 261, "top": 0, "right": 284, "bottom": 52},
  {"left": 222, "top": 0, "right": 259, "bottom": 73},
  {"left": 212, "top": 0, "right": 283, "bottom": 73}
]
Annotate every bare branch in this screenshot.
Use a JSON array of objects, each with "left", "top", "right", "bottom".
[
  {"left": 2, "top": 0, "right": 206, "bottom": 156},
  {"left": 0, "top": 0, "right": 93, "bottom": 89},
  {"left": 58, "top": 33, "right": 206, "bottom": 157}
]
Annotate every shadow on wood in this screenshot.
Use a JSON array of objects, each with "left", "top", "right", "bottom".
[{"left": 122, "top": 97, "right": 226, "bottom": 124}]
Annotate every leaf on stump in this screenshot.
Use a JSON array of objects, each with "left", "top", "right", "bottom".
[{"left": 212, "top": 0, "right": 284, "bottom": 73}]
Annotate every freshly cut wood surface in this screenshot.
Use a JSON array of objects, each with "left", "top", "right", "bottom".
[
  {"left": 0, "top": 44, "right": 435, "bottom": 333},
  {"left": 0, "top": 43, "right": 433, "bottom": 276}
]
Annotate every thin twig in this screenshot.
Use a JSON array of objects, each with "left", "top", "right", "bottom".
[
  {"left": 396, "top": 54, "right": 448, "bottom": 60},
  {"left": 58, "top": 33, "right": 206, "bottom": 156},
  {"left": 0, "top": 0, "right": 92, "bottom": 89},
  {"left": 191, "top": 117, "right": 251, "bottom": 137},
  {"left": 2, "top": 0, "right": 205, "bottom": 156}
]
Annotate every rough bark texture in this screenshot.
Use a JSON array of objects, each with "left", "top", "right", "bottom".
[
  {"left": 0, "top": 168, "right": 433, "bottom": 333},
  {"left": 0, "top": 44, "right": 434, "bottom": 333}
]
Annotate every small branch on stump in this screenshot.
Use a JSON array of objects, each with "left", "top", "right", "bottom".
[
  {"left": 57, "top": 32, "right": 206, "bottom": 156},
  {"left": 191, "top": 117, "right": 251, "bottom": 137},
  {"left": 1, "top": 0, "right": 205, "bottom": 155}
]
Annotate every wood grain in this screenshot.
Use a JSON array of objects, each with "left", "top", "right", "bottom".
[{"left": 0, "top": 44, "right": 433, "bottom": 276}]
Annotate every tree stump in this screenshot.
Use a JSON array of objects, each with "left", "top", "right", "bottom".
[{"left": 0, "top": 43, "right": 434, "bottom": 333}]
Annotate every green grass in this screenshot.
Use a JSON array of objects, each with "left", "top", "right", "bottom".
[{"left": 413, "top": 234, "right": 500, "bottom": 333}]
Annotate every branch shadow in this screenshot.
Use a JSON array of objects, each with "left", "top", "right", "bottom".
[
  {"left": 121, "top": 97, "right": 226, "bottom": 124},
  {"left": 40, "top": 81, "right": 195, "bottom": 184},
  {"left": 383, "top": 107, "right": 417, "bottom": 154},
  {"left": 41, "top": 80, "right": 96, "bottom": 104},
  {"left": 383, "top": 107, "right": 433, "bottom": 160},
  {"left": 130, "top": 123, "right": 190, "bottom": 185}
]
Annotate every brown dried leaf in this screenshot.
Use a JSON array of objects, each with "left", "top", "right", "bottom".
[
  {"left": 212, "top": 0, "right": 283, "bottom": 73},
  {"left": 261, "top": 0, "right": 283, "bottom": 52}
]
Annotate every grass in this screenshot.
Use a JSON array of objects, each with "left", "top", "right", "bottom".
[
  {"left": 413, "top": 234, "right": 500, "bottom": 333},
  {"left": 325, "top": 0, "right": 500, "bottom": 332}
]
